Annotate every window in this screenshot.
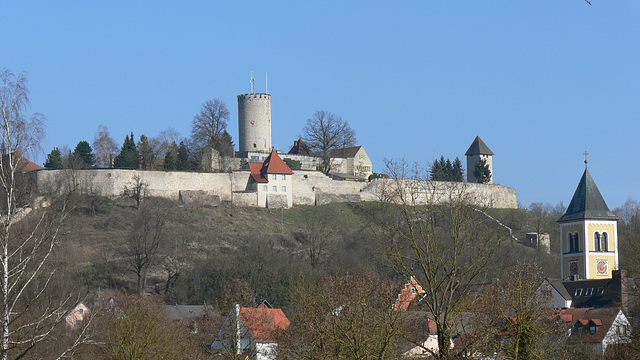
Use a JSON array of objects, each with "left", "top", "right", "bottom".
[
  {"left": 574, "top": 288, "right": 583, "bottom": 297},
  {"left": 569, "top": 233, "right": 580, "bottom": 252},
  {"left": 273, "top": 186, "right": 277, "bottom": 192},
  {"left": 282, "top": 186, "right": 286, "bottom": 192},
  {"left": 410, "top": 288, "right": 417, "bottom": 294},
  {"left": 596, "top": 287, "right": 604, "bottom": 296},
  {"left": 602, "top": 232, "right": 608, "bottom": 251},
  {"left": 282, "top": 175, "right": 286, "bottom": 180},
  {"left": 590, "top": 325, "right": 597, "bottom": 335},
  {"left": 78, "top": 308, "right": 84, "bottom": 314},
  {"left": 594, "top": 232, "right": 601, "bottom": 251},
  {"left": 263, "top": 185, "right": 268, "bottom": 192},
  {"left": 272, "top": 174, "right": 277, "bottom": 180},
  {"left": 251, "top": 156, "right": 259, "bottom": 160},
  {"left": 253, "top": 143, "right": 257, "bottom": 148},
  {"left": 585, "top": 288, "right": 593, "bottom": 296}
]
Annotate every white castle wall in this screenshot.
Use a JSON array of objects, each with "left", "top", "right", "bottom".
[{"left": 35, "top": 168, "right": 517, "bottom": 209}]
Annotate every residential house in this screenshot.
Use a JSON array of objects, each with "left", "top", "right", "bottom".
[
  {"left": 248, "top": 150, "right": 293, "bottom": 208},
  {"left": 65, "top": 302, "right": 90, "bottom": 330},
  {"left": 211, "top": 304, "right": 290, "bottom": 360},
  {"left": 555, "top": 307, "right": 632, "bottom": 356},
  {"left": 165, "top": 304, "right": 222, "bottom": 344},
  {"left": 328, "top": 146, "right": 373, "bottom": 179}
]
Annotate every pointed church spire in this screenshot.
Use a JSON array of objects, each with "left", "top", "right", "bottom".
[{"left": 558, "top": 169, "right": 618, "bottom": 222}]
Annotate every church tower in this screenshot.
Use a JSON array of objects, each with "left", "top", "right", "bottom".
[{"left": 558, "top": 165, "right": 618, "bottom": 280}]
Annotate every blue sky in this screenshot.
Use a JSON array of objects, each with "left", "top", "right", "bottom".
[{"left": 2, "top": 1, "right": 639, "bottom": 209}]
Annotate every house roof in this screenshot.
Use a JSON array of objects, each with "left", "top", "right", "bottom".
[
  {"left": 240, "top": 307, "right": 290, "bottom": 343},
  {"left": 562, "top": 277, "right": 622, "bottom": 309},
  {"left": 287, "top": 138, "right": 313, "bottom": 156},
  {"left": 248, "top": 162, "right": 268, "bottom": 183},
  {"left": 260, "top": 151, "right": 293, "bottom": 175},
  {"left": 565, "top": 307, "right": 622, "bottom": 344},
  {"left": 558, "top": 168, "right": 618, "bottom": 222},
  {"left": 394, "top": 276, "right": 426, "bottom": 311},
  {"left": 165, "top": 304, "right": 217, "bottom": 321},
  {"left": 464, "top": 136, "right": 494, "bottom": 156},
  {"left": 328, "top": 146, "right": 363, "bottom": 158},
  {"left": 2, "top": 153, "right": 44, "bottom": 172}
]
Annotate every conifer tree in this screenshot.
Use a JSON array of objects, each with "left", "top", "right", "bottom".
[
  {"left": 473, "top": 158, "right": 492, "bottom": 184},
  {"left": 176, "top": 141, "right": 190, "bottom": 171},
  {"left": 43, "top": 147, "right": 63, "bottom": 169},
  {"left": 452, "top": 157, "right": 464, "bottom": 182},
  {"left": 72, "top": 140, "right": 95, "bottom": 168},
  {"left": 114, "top": 133, "right": 140, "bottom": 169},
  {"left": 163, "top": 142, "right": 178, "bottom": 171},
  {"left": 138, "top": 134, "right": 155, "bottom": 170}
]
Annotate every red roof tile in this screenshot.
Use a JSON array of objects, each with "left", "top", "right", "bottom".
[
  {"left": 260, "top": 151, "right": 293, "bottom": 175},
  {"left": 240, "top": 307, "right": 290, "bottom": 343}
]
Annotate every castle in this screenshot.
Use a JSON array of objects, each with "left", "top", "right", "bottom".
[{"left": 35, "top": 90, "right": 518, "bottom": 209}]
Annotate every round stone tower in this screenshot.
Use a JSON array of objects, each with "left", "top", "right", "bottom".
[{"left": 237, "top": 93, "right": 272, "bottom": 156}]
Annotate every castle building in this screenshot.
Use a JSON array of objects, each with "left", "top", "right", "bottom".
[
  {"left": 465, "top": 136, "right": 494, "bottom": 184},
  {"left": 248, "top": 150, "right": 294, "bottom": 208},
  {"left": 558, "top": 167, "right": 619, "bottom": 280},
  {"left": 238, "top": 93, "right": 272, "bottom": 158}
]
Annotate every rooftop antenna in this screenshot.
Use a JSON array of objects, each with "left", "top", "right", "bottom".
[
  {"left": 266, "top": 72, "right": 268, "bottom": 94},
  {"left": 250, "top": 71, "right": 255, "bottom": 94},
  {"left": 583, "top": 150, "right": 589, "bottom": 168}
]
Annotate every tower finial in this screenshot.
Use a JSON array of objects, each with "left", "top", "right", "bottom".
[
  {"left": 250, "top": 71, "right": 255, "bottom": 94},
  {"left": 583, "top": 150, "right": 589, "bottom": 168}
]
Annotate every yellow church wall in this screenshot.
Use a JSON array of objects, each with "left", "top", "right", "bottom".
[
  {"left": 563, "top": 255, "right": 585, "bottom": 279},
  {"left": 587, "top": 222, "right": 615, "bottom": 252},
  {"left": 561, "top": 223, "right": 583, "bottom": 253},
  {"left": 588, "top": 254, "right": 616, "bottom": 278}
]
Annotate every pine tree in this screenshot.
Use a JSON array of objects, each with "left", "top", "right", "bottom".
[
  {"left": 214, "top": 130, "right": 235, "bottom": 157},
  {"left": 138, "top": 134, "right": 155, "bottom": 170},
  {"left": 72, "top": 140, "right": 95, "bottom": 168},
  {"left": 473, "top": 158, "right": 492, "bottom": 184},
  {"left": 43, "top": 148, "right": 63, "bottom": 169},
  {"left": 163, "top": 142, "right": 178, "bottom": 171},
  {"left": 176, "top": 141, "right": 190, "bottom": 171},
  {"left": 452, "top": 157, "right": 464, "bottom": 182},
  {"left": 114, "top": 133, "right": 140, "bottom": 169}
]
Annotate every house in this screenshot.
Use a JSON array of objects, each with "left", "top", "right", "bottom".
[
  {"left": 394, "top": 276, "right": 425, "bottom": 311},
  {"left": 554, "top": 307, "right": 631, "bottom": 356},
  {"left": 65, "top": 302, "right": 90, "bottom": 330},
  {"left": 248, "top": 150, "right": 294, "bottom": 208},
  {"left": 165, "top": 304, "right": 222, "bottom": 343},
  {"left": 211, "top": 304, "right": 290, "bottom": 360},
  {"left": 327, "top": 146, "right": 373, "bottom": 179}
]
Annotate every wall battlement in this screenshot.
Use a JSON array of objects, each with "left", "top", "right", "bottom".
[{"left": 237, "top": 93, "right": 270, "bottom": 99}]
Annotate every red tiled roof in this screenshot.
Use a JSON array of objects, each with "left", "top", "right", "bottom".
[
  {"left": 394, "top": 276, "right": 426, "bottom": 311},
  {"left": 248, "top": 162, "right": 268, "bottom": 183},
  {"left": 240, "top": 307, "right": 290, "bottom": 343},
  {"left": 260, "top": 151, "right": 293, "bottom": 175},
  {"left": 2, "top": 153, "right": 44, "bottom": 172}
]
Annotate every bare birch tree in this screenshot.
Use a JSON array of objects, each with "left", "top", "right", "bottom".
[
  {"left": 0, "top": 68, "right": 85, "bottom": 359},
  {"left": 92, "top": 125, "right": 118, "bottom": 168},
  {"left": 375, "top": 159, "right": 506, "bottom": 359}
]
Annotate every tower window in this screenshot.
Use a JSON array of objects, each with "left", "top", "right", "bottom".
[
  {"left": 594, "top": 232, "right": 601, "bottom": 251},
  {"left": 253, "top": 143, "right": 257, "bottom": 148},
  {"left": 602, "top": 232, "right": 608, "bottom": 251},
  {"left": 569, "top": 233, "right": 580, "bottom": 253}
]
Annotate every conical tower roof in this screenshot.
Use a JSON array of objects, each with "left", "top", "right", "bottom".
[
  {"left": 558, "top": 168, "right": 618, "bottom": 222},
  {"left": 465, "top": 136, "right": 494, "bottom": 156}
]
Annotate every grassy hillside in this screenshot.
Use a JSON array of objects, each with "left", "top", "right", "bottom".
[{"left": 47, "top": 194, "right": 561, "bottom": 311}]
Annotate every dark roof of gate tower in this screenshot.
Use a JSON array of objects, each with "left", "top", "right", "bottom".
[
  {"left": 558, "top": 169, "right": 618, "bottom": 222},
  {"left": 465, "top": 136, "right": 494, "bottom": 156}
]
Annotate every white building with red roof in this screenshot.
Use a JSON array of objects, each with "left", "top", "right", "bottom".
[{"left": 248, "top": 150, "right": 293, "bottom": 208}]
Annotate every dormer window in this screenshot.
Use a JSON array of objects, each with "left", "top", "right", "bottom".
[
  {"left": 585, "top": 288, "right": 593, "bottom": 296},
  {"left": 410, "top": 288, "right": 417, "bottom": 294},
  {"left": 596, "top": 287, "right": 604, "bottom": 296},
  {"left": 574, "top": 288, "right": 583, "bottom": 297},
  {"left": 590, "top": 325, "right": 597, "bottom": 335}
]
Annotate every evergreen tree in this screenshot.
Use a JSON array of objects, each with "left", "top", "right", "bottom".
[
  {"left": 452, "top": 157, "right": 464, "bottom": 182},
  {"left": 214, "top": 130, "right": 235, "bottom": 157},
  {"left": 114, "top": 133, "right": 140, "bottom": 169},
  {"left": 163, "top": 142, "right": 178, "bottom": 171},
  {"left": 72, "top": 140, "right": 95, "bottom": 168},
  {"left": 43, "top": 147, "right": 63, "bottom": 169},
  {"left": 138, "top": 134, "right": 155, "bottom": 170},
  {"left": 473, "top": 158, "right": 492, "bottom": 184},
  {"left": 176, "top": 141, "right": 190, "bottom": 171}
]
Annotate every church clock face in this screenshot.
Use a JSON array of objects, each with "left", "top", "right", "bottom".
[
  {"left": 569, "top": 262, "right": 578, "bottom": 276},
  {"left": 597, "top": 260, "right": 608, "bottom": 275}
]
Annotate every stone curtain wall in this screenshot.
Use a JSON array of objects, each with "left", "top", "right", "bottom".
[{"left": 35, "top": 169, "right": 517, "bottom": 209}]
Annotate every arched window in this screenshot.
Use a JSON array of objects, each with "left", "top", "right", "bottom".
[
  {"left": 594, "top": 232, "right": 601, "bottom": 252},
  {"left": 573, "top": 233, "right": 580, "bottom": 252},
  {"left": 601, "top": 232, "right": 608, "bottom": 252},
  {"left": 568, "top": 233, "right": 574, "bottom": 253}
]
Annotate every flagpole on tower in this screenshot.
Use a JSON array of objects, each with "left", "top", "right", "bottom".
[{"left": 250, "top": 71, "right": 255, "bottom": 94}]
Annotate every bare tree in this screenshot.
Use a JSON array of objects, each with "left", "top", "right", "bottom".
[
  {"left": 92, "top": 125, "right": 118, "bottom": 168},
  {"left": 301, "top": 110, "right": 356, "bottom": 175},
  {"left": 123, "top": 175, "right": 148, "bottom": 210},
  {"left": 125, "top": 205, "right": 169, "bottom": 295},
  {"left": 375, "top": 159, "right": 506, "bottom": 358},
  {"left": 190, "top": 99, "right": 231, "bottom": 155},
  {"left": 0, "top": 68, "right": 88, "bottom": 359}
]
